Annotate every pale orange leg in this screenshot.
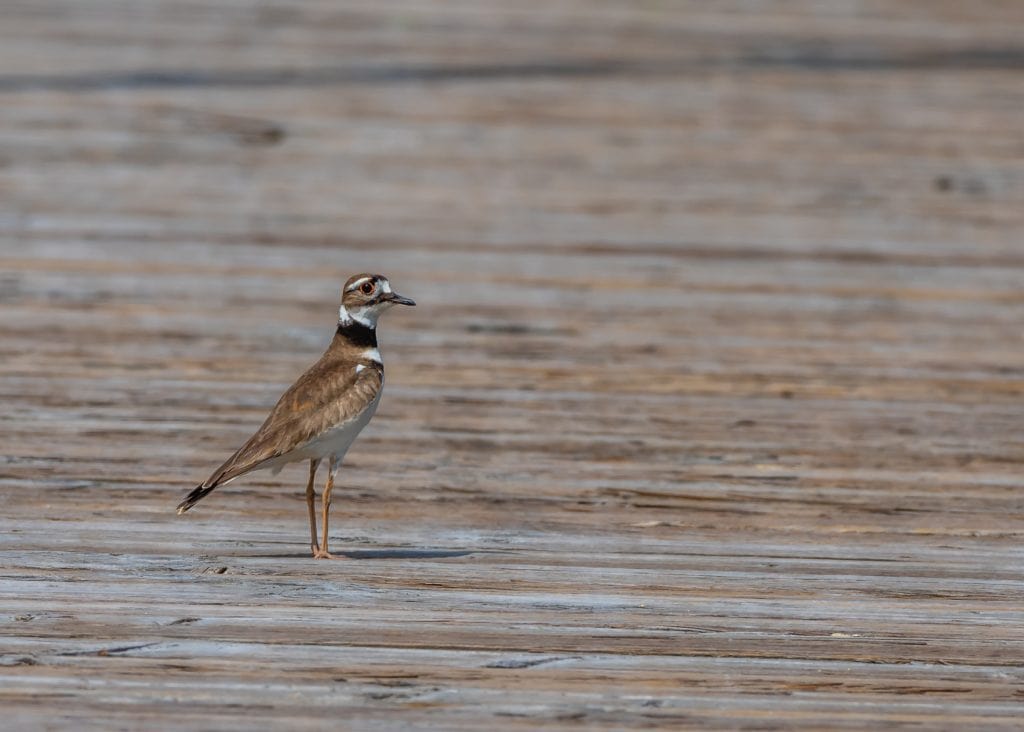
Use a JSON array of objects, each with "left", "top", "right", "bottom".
[
  {"left": 306, "top": 458, "right": 321, "bottom": 557},
  {"left": 313, "top": 456, "right": 344, "bottom": 560}
]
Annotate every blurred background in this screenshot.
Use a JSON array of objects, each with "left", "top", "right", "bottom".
[
  {"left": 2, "top": 1, "right": 1023, "bottom": 728},
  {"left": 4, "top": 2, "right": 1021, "bottom": 256}
]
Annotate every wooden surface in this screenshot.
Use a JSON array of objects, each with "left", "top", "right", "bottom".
[{"left": 2, "top": 1, "right": 1023, "bottom": 729}]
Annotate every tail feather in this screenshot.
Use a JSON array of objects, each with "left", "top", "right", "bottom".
[{"left": 176, "top": 484, "right": 217, "bottom": 515}]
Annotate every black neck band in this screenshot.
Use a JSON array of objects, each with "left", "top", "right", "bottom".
[{"left": 337, "top": 319, "right": 377, "bottom": 348}]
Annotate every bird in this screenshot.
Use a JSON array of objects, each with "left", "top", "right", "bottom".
[{"left": 176, "top": 273, "right": 415, "bottom": 559}]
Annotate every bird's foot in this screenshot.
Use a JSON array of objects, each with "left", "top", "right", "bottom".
[{"left": 312, "top": 548, "right": 344, "bottom": 560}]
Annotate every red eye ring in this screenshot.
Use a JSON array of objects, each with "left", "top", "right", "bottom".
[{"left": 360, "top": 281, "right": 375, "bottom": 295}]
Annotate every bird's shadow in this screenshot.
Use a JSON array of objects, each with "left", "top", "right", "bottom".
[
  {"left": 243, "top": 548, "right": 477, "bottom": 560},
  {"left": 344, "top": 548, "right": 476, "bottom": 560}
]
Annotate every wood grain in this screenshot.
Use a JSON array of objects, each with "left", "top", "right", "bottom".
[{"left": 1, "top": 1, "right": 1022, "bottom": 729}]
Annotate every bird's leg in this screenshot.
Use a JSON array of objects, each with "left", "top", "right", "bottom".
[
  {"left": 306, "top": 458, "right": 321, "bottom": 557},
  {"left": 314, "top": 456, "right": 343, "bottom": 560}
]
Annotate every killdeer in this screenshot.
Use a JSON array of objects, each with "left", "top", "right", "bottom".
[{"left": 176, "top": 273, "right": 415, "bottom": 559}]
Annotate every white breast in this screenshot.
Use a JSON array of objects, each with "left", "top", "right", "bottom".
[
  {"left": 262, "top": 391, "right": 382, "bottom": 474},
  {"left": 313, "top": 393, "right": 382, "bottom": 460},
  {"left": 304, "top": 391, "right": 381, "bottom": 462}
]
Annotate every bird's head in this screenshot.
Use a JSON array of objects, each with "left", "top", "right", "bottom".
[{"left": 339, "top": 273, "right": 415, "bottom": 327}]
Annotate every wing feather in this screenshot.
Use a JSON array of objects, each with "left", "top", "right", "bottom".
[{"left": 203, "top": 358, "right": 382, "bottom": 487}]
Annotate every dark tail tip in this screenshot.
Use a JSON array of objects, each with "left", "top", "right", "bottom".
[{"left": 176, "top": 484, "right": 215, "bottom": 515}]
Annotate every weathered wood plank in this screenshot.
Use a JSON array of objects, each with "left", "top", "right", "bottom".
[{"left": 1, "top": 0, "right": 1023, "bottom": 729}]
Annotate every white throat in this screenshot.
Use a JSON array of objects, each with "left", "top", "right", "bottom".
[{"left": 339, "top": 303, "right": 379, "bottom": 328}]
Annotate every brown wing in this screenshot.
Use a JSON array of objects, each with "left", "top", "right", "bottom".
[{"left": 203, "top": 356, "right": 382, "bottom": 488}]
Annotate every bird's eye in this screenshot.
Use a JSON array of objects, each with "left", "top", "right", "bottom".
[{"left": 360, "top": 281, "right": 375, "bottom": 295}]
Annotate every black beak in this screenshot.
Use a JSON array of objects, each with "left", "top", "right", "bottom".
[{"left": 384, "top": 292, "right": 416, "bottom": 306}]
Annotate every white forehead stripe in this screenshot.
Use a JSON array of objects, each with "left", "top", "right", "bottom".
[{"left": 346, "top": 276, "right": 373, "bottom": 292}]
